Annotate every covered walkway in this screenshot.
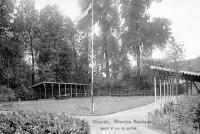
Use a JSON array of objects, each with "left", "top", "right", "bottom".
[
  {"left": 151, "top": 66, "right": 200, "bottom": 109},
  {"left": 28, "top": 82, "right": 90, "bottom": 99}
]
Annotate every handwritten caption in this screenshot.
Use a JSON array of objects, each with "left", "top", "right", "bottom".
[{"left": 92, "top": 119, "right": 151, "bottom": 131}]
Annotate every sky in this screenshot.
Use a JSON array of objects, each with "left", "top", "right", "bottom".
[{"left": 34, "top": 0, "right": 200, "bottom": 60}]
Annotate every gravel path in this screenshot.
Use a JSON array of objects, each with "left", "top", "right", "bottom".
[{"left": 78, "top": 99, "right": 168, "bottom": 134}]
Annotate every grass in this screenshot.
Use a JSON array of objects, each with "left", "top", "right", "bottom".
[{"left": 1, "top": 96, "right": 154, "bottom": 116}]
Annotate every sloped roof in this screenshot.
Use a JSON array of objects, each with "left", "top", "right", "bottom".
[
  {"left": 150, "top": 66, "right": 200, "bottom": 76},
  {"left": 29, "top": 82, "right": 90, "bottom": 89}
]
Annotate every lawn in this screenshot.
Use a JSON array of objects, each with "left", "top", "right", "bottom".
[{"left": 1, "top": 96, "right": 155, "bottom": 116}]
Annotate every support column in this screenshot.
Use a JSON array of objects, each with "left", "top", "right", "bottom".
[
  {"left": 44, "top": 83, "right": 46, "bottom": 99},
  {"left": 84, "top": 86, "right": 86, "bottom": 98},
  {"left": 164, "top": 80, "right": 166, "bottom": 105},
  {"left": 75, "top": 85, "right": 77, "bottom": 98},
  {"left": 176, "top": 77, "right": 179, "bottom": 103},
  {"left": 170, "top": 78, "right": 171, "bottom": 101},
  {"left": 171, "top": 78, "right": 173, "bottom": 97},
  {"left": 70, "top": 85, "right": 72, "bottom": 98},
  {"left": 186, "top": 80, "right": 189, "bottom": 95},
  {"left": 65, "top": 84, "right": 67, "bottom": 95},
  {"left": 160, "top": 79, "right": 162, "bottom": 109},
  {"left": 172, "top": 78, "right": 174, "bottom": 97},
  {"left": 167, "top": 78, "right": 169, "bottom": 103},
  {"left": 154, "top": 76, "right": 157, "bottom": 108},
  {"left": 58, "top": 84, "right": 61, "bottom": 97},
  {"left": 190, "top": 81, "right": 193, "bottom": 95},
  {"left": 51, "top": 84, "right": 54, "bottom": 97}
]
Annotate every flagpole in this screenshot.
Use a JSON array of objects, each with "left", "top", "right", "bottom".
[{"left": 91, "top": 0, "right": 94, "bottom": 114}]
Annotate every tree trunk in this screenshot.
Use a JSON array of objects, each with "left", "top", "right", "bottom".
[
  {"left": 113, "top": 68, "right": 117, "bottom": 89},
  {"left": 30, "top": 38, "right": 35, "bottom": 85},
  {"left": 136, "top": 44, "right": 141, "bottom": 90},
  {"left": 103, "top": 32, "right": 110, "bottom": 95},
  {"left": 85, "top": 33, "right": 89, "bottom": 73},
  {"left": 72, "top": 34, "right": 78, "bottom": 82},
  {"left": 101, "top": 9, "right": 110, "bottom": 96}
]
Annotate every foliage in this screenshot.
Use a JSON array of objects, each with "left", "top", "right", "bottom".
[
  {"left": 15, "top": 84, "right": 33, "bottom": 101},
  {"left": 93, "top": 66, "right": 154, "bottom": 95},
  {"left": 0, "top": 111, "right": 90, "bottom": 134},
  {"left": 0, "top": 0, "right": 15, "bottom": 29},
  {"left": 164, "top": 36, "right": 185, "bottom": 70},
  {"left": 14, "top": 0, "right": 40, "bottom": 85},
  {"left": 78, "top": 0, "right": 120, "bottom": 86},
  {"left": 172, "top": 96, "right": 200, "bottom": 130},
  {"left": 120, "top": 0, "right": 171, "bottom": 87},
  {"left": 0, "top": 0, "right": 30, "bottom": 91},
  {"left": 148, "top": 96, "right": 200, "bottom": 134},
  {"left": 0, "top": 85, "right": 15, "bottom": 102}
]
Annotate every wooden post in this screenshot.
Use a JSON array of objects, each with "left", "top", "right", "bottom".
[
  {"left": 65, "top": 84, "right": 67, "bottom": 95},
  {"left": 44, "top": 83, "right": 46, "bottom": 99},
  {"left": 186, "top": 80, "right": 189, "bottom": 95},
  {"left": 176, "top": 78, "right": 179, "bottom": 103},
  {"left": 51, "top": 84, "right": 54, "bottom": 97},
  {"left": 171, "top": 78, "right": 173, "bottom": 97},
  {"left": 190, "top": 81, "right": 193, "bottom": 95},
  {"left": 170, "top": 78, "right": 171, "bottom": 101},
  {"left": 84, "top": 86, "right": 86, "bottom": 98},
  {"left": 154, "top": 76, "right": 157, "bottom": 108},
  {"left": 76, "top": 85, "right": 77, "bottom": 98},
  {"left": 70, "top": 85, "right": 72, "bottom": 98},
  {"left": 58, "top": 84, "right": 61, "bottom": 97},
  {"left": 167, "top": 79, "right": 169, "bottom": 103},
  {"left": 164, "top": 80, "right": 166, "bottom": 105},
  {"left": 160, "top": 79, "right": 162, "bottom": 109}
]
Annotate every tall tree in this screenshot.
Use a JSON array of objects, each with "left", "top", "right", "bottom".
[
  {"left": 78, "top": 0, "right": 120, "bottom": 95},
  {"left": 121, "top": 0, "right": 171, "bottom": 89},
  {"left": 0, "top": 0, "right": 29, "bottom": 89},
  {"left": 38, "top": 5, "right": 76, "bottom": 82},
  {"left": 165, "top": 36, "right": 185, "bottom": 70},
  {"left": 14, "top": 0, "right": 39, "bottom": 85}
]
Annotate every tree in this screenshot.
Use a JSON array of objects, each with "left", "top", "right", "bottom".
[
  {"left": 121, "top": 0, "right": 171, "bottom": 89},
  {"left": 78, "top": 0, "right": 120, "bottom": 95},
  {"left": 37, "top": 5, "right": 77, "bottom": 82},
  {"left": 14, "top": 0, "right": 39, "bottom": 85},
  {"left": 165, "top": 36, "right": 185, "bottom": 70},
  {"left": 0, "top": 0, "right": 30, "bottom": 91}
]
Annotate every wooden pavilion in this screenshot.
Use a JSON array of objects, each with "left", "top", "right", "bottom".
[
  {"left": 150, "top": 66, "right": 200, "bottom": 108},
  {"left": 28, "top": 82, "right": 91, "bottom": 99}
]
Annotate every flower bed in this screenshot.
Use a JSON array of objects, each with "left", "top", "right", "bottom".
[{"left": 0, "top": 111, "right": 90, "bottom": 134}]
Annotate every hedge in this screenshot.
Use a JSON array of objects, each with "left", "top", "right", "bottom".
[{"left": 0, "top": 111, "right": 90, "bottom": 134}]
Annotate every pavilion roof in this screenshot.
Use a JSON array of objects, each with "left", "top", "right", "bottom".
[
  {"left": 150, "top": 66, "right": 200, "bottom": 82},
  {"left": 29, "top": 81, "right": 90, "bottom": 89}
]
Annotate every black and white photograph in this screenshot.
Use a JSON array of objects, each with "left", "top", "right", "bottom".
[{"left": 0, "top": 0, "right": 200, "bottom": 133}]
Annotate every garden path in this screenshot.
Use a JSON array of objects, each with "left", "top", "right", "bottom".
[{"left": 78, "top": 97, "right": 170, "bottom": 134}]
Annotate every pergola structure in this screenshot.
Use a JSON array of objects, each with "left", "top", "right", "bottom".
[
  {"left": 28, "top": 82, "right": 90, "bottom": 99},
  {"left": 151, "top": 66, "right": 200, "bottom": 108}
]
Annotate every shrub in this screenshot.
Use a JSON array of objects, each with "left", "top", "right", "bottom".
[
  {"left": 0, "top": 111, "right": 90, "bottom": 134},
  {"left": 172, "top": 96, "right": 200, "bottom": 129},
  {"left": 0, "top": 85, "right": 15, "bottom": 102},
  {"left": 16, "top": 84, "right": 34, "bottom": 101},
  {"left": 148, "top": 96, "right": 200, "bottom": 134}
]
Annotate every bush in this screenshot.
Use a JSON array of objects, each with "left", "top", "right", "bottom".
[
  {"left": 172, "top": 96, "right": 200, "bottom": 129},
  {"left": 0, "top": 85, "right": 15, "bottom": 102},
  {"left": 0, "top": 111, "right": 90, "bottom": 134},
  {"left": 16, "top": 84, "right": 34, "bottom": 101},
  {"left": 148, "top": 96, "right": 200, "bottom": 134}
]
